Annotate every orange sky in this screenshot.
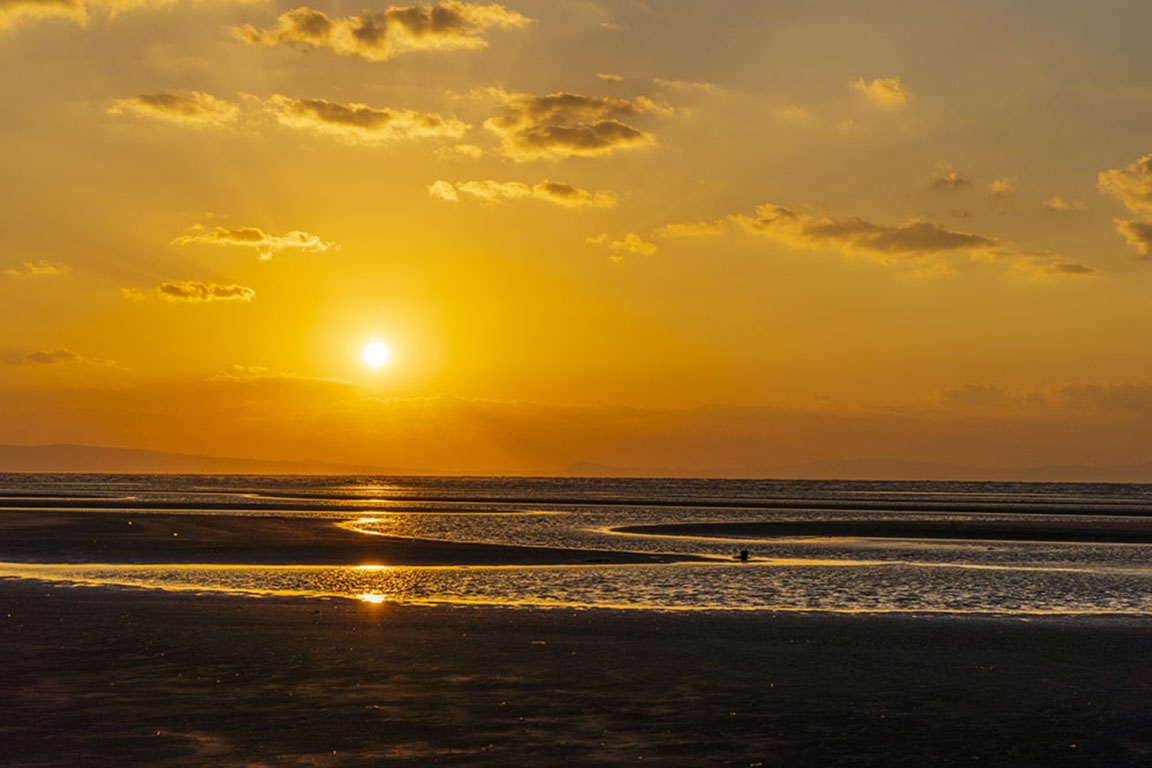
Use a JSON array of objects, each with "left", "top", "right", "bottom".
[{"left": 4, "top": 1, "right": 1152, "bottom": 475}]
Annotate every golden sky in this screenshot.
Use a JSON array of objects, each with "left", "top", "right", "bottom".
[{"left": 4, "top": 0, "right": 1152, "bottom": 475}]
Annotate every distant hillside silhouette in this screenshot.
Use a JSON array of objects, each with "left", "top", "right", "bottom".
[{"left": 0, "top": 444, "right": 398, "bottom": 475}]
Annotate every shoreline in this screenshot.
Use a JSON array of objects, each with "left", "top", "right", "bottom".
[
  {"left": 0, "top": 509, "right": 700, "bottom": 566},
  {"left": 616, "top": 518, "right": 1152, "bottom": 544},
  {"left": 8, "top": 573, "right": 1152, "bottom": 619}
]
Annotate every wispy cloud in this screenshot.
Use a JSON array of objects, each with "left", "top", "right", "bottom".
[
  {"left": 1043, "top": 196, "right": 1085, "bottom": 212},
  {"left": 156, "top": 281, "right": 255, "bottom": 302},
  {"left": 990, "top": 178, "right": 1015, "bottom": 197},
  {"left": 108, "top": 91, "right": 239, "bottom": 127},
  {"left": 587, "top": 232, "right": 656, "bottom": 260},
  {"left": 429, "top": 178, "right": 617, "bottom": 208},
  {"left": 850, "top": 76, "right": 908, "bottom": 108},
  {"left": 171, "top": 224, "right": 336, "bottom": 260},
  {"left": 434, "top": 143, "right": 484, "bottom": 161},
  {"left": 5, "top": 259, "right": 69, "bottom": 278},
  {"left": 265, "top": 95, "right": 468, "bottom": 144},
  {"left": 1, "top": 0, "right": 259, "bottom": 31},
  {"left": 233, "top": 2, "right": 529, "bottom": 62},
  {"left": 16, "top": 348, "right": 116, "bottom": 366},
  {"left": 653, "top": 78, "right": 714, "bottom": 92},
  {"left": 482, "top": 88, "right": 668, "bottom": 161}
]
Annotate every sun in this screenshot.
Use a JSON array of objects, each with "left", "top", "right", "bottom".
[{"left": 363, "top": 342, "right": 390, "bottom": 367}]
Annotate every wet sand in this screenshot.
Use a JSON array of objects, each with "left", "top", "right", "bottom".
[
  {"left": 0, "top": 510, "right": 696, "bottom": 566},
  {"left": 616, "top": 519, "right": 1152, "bottom": 544},
  {"left": 2, "top": 581, "right": 1150, "bottom": 767}
]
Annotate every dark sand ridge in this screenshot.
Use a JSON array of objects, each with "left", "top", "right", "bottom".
[
  {"left": 614, "top": 519, "right": 1152, "bottom": 544},
  {"left": 2, "top": 581, "right": 1150, "bottom": 767},
  {"left": 0, "top": 510, "right": 699, "bottom": 566}
]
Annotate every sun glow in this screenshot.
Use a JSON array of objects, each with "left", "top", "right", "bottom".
[{"left": 363, "top": 342, "right": 390, "bottom": 367}]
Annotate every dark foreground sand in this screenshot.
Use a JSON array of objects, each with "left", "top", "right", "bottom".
[{"left": 2, "top": 581, "right": 1151, "bottom": 767}]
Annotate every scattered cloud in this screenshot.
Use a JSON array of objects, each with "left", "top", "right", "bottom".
[
  {"left": 17, "top": 348, "right": 115, "bottom": 366},
  {"left": 732, "top": 204, "right": 996, "bottom": 260},
  {"left": 776, "top": 105, "right": 815, "bottom": 122},
  {"left": 156, "top": 281, "right": 255, "bottom": 302},
  {"left": 430, "top": 178, "right": 616, "bottom": 208},
  {"left": 990, "top": 178, "right": 1015, "bottom": 197},
  {"left": 211, "top": 365, "right": 347, "bottom": 385},
  {"left": 1, "top": 0, "right": 263, "bottom": 31},
  {"left": 1100, "top": 155, "right": 1152, "bottom": 256},
  {"left": 931, "top": 167, "right": 969, "bottom": 189},
  {"left": 121, "top": 287, "right": 149, "bottom": 301},
  {"left": 1098, "top": 154, "right": 1152, "bottom": 214},
  {"left": 233, "top": 2, "right": 530, "bottom": 62},
  {"left": 172, "top": 224, "right": 336, "bottom": 260},
  {"left": 653, "top": 78, "right": 714, "bottom": 92},
  {"left": 1043, "top": 196, "right": 1085, "bottom": 212},
  {"left": 264, "top": 95, "right": 468, "bottom": 144},
  {"left": 588, "top": 232, "right": 656, "bottom": 259},
  {"left": 1115, "top": 219, "right": 1152, "bottom": 257},
  {"left": 5, "top": 259, "right": 69, "bottom": 278},
  {"left": 598, "top": 73, "right": 623, "bottom": 83},
  {"left": 482, "top": 88, "right": 668, "bottom": 161},
  {"left": 108, "top": 91, "right": 239, "bottom": 127},
  {"left": 653, "top": 220, "right": 729, "bottom": 238},
  {"left": 850, "top": 76, "right": 908, "bottom": 108},
  {"left": 427, "top": 179, "right": 459, "bottom": 201},
  {"left": 434, "top": 143, "right": 484, "bottom": 160},
  {"left": 655, "top": 203, "right": 1093, "bottom": 276}
]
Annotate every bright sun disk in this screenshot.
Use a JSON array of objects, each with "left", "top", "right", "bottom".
[{"left": 363, "top": 342, "right": 390, "bottom": 367}]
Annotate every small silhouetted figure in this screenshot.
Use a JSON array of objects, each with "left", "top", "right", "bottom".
[{"left": 738, "top": 549, "right": 749, "bottom": 562}]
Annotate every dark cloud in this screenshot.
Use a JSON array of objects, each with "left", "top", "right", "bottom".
[
  {"left": 1115, "top": 218, "right": 1152, "bottom": 257},
  {"left": 656, "top": 203, "right": 1093, "bottom": 276},
  {"left": 156, "top": 281, "right": 255, "bottom": 302},
  {"left": 234, "top": 2, "right": 529, "bottom": 62},
  {"left": 18, "top": 348, "right": 115, "bottom": 366},
  {"left": 483, "top": 89, "right": 667, "bottom": 161},
  {"left": 733, "top": 203, "right": 998, "bottom": 257}
]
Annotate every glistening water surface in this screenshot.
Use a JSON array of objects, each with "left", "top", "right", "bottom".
[{"left": 3, "top": 474, "right": 1152, "bottom": 614}]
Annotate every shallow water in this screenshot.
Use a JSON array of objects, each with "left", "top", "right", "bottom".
[{"left": 3, "top": 474, "right": 1152, "bottom": 614}]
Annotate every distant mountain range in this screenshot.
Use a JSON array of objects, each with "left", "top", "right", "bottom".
[
  {"left": 2, "top": 443, "right": 1151, "bottom": 482},
  {"left": 0, "top": 444, "right": 397, "bottom": 475}
]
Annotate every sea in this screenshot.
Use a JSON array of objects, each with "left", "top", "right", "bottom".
[{"left": 3, "top": 474, "right": 1152, "bottom": 615}]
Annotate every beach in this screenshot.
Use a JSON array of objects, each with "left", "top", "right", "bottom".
[
  {"left": 4, "top": 475, "right": 1152, "bottom": 765},
  {"left": 3, "top": 580, "right": 1151, "bottom": 767}
]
